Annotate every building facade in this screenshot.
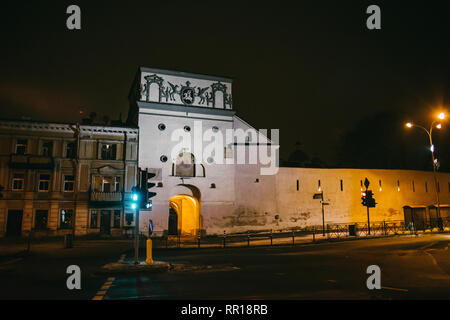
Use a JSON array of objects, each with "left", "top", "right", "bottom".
[{"left": 0, "top": 120, "right": 139, "bottom": 238}]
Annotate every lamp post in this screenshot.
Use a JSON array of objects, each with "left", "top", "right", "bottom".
[{"left": 405, "top": 112, "right": 445, "bottom": 231}]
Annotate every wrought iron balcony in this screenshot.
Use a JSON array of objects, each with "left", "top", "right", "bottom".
[
  {"left": 9, "top": 154, "right": 54, "bottom": 170},
  {"left": 90, "top": 192, "right": 122, "bottom": 202}
]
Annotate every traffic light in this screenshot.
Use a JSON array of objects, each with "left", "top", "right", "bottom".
[
  {"left": 361, "top": 191, "right": 367, "bottom": 206},
  {"left": 131, "top": 186, "right": 140, "bottom": 210},
  {"left": 361, "top": 190, "right": 376, "bottom": 207},
  {"left": 139, "top": 170, "right": 157, "bottom": 210},
  {"left": 366, "top": 190, "right": 376, "bottom": 208}
]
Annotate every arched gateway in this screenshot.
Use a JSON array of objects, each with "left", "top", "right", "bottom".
[{"left": 169, "top": 194, "right": 201, "bottom": 236}]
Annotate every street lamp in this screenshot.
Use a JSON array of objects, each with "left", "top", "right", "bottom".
[{"left": 405, "top": 112, "right": 445, "bottom": 230}]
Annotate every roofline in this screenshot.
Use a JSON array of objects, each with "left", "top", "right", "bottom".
[
  {"left": 139, "top": 66, "right": 233, "bottom": 83},
  {"left": 0, "top": 118, "right": 138, "bottom": 132}
]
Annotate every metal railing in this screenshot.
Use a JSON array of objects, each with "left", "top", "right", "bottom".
[{"left": 147, "top": 218, "right": 450, "bottom": 249}]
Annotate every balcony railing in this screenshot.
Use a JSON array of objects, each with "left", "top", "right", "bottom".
[
  {"left": 9, "top": 154, "right": 54, "bottom": 169},
  {"left": 90, "top": 192, "right": 122, "bottom": 202}
]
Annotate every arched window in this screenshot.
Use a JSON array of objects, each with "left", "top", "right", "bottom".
[{"left": 174, "top": 152, "right": 195, "bottom": 177}]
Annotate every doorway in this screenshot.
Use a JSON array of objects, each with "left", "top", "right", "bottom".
[
  {"left": 6, "top": 210, "right": 23, "bottom": 237},
  {"left": 168, "top": 208, "right": 178, "bottom": 235},
  {"left": 100, "top": 210, "right": 111, "bottom": 235}
]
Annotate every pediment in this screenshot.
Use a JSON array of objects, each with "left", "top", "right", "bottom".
[{"left": 96, "top": 165, "right": 120, "bottom": 175}]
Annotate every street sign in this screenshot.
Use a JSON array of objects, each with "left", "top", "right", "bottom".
[
  {"left": 313, "top": 193, "right": 323, "bottom": 200},
  {"left": 364, "top": 177, "right": 370, "bottom": 189},
  {"left": 322, "top": 202, "right": 330, "bottom": 206},
  {"left": 148, "top": 219, "right": 153, "bottom": 237}
]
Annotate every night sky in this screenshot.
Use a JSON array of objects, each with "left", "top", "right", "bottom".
[{"left": 1, "top": 1, "right": 450, "bottom": 165}]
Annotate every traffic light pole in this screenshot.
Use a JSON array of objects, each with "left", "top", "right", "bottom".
[
  {"left": 321, "top": 200, "right": 325, "bottom": 236},
  {"left": 366, "top": 187, "right": 371, "bottom": 235},
  {"left": 134, "top": 206, "right": 139, "bottom": 265}
]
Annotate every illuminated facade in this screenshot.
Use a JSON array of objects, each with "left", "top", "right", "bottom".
[
  {"left": 127, "top": 67, "right": 450, "bottom": 237},
  {"left": 0, "top": 120, "right": 139, "bottom": 237}
]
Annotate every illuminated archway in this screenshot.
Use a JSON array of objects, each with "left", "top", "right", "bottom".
[{"left": 169, "top": 194, "right": 201, "bottom": 236}]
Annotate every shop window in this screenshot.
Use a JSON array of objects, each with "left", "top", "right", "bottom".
[
  {"left": 90, "top": 210, "right": 98, "bottom": 228},
  {"left": 113, "top": 210, "right": 121, "bottom": 228},
  {"left": 60, "top": 209, "right": 73, "bottom": 229},
  {"left": 66, "top": 142, "right": 76, "bottom": 158},
  {"left": 35, "top": 210, "right": 48, "bottom": 230}
]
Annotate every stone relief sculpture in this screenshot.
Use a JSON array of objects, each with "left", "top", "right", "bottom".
[
  {"left": 167, "top": 82, "right": 180, "bottom": 101},
  {"left": 140, "top": 74, "right": 232, "bottom": 109},
  {"left": 196, "top": 87, "right": 209, "bottom": 105}
]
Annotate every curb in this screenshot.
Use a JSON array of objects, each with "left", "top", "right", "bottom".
[{"left": 94, "top": 261, "right": 171, "bottom": 276}]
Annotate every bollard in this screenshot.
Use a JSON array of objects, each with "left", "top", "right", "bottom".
[
  {"left": 270, "top": 229, "right": 273, "bottom": 246},
  {"left": 197, "top": 235, "right": 201, "bottom": 248},
  {"left": 145, "top": 238, "right": 154, "bottom": 265},
  {"left": 247, "top": 231, "right": 250, "bottom": 247},
  {"left": 312, "top": 227, "right": 315, "bottom": 242},
  {"left": 292, "top": 230, "right": 295, "bottom": 246}
]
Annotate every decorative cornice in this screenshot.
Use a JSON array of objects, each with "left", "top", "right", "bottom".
[{"left": 0, "top": 120, "right": 138, "bottom": 136}]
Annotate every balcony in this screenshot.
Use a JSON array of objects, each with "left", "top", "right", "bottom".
[
  {"left": 90, "top": 192, "right": 122, "bottom": 202},
  {"left": 9, "top": 154, "right": 54, "bottom": 170}
]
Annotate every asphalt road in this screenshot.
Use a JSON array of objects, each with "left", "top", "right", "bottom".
[
  {"left": 0, "top": 234, "right": 449, "bottom": 300},
  {"left": 106, "top": 234, "right": 450, "bottom": 300}
]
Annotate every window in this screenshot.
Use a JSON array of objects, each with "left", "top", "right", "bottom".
[
  {"left": 437, "top": 182, "right": 440, "bottom": 193},
  {"left": 158, "top": 123, "right": 166, "bottom": 131},
  {"left": 35, "top": 210, "right": 48, "bottom": 230},
  {"left": 412, "top": 180, "right": 415, "bottom": 192},
  {"left": 12, "top": 173, "right": 24, "bottom": 190},
  {"left": 114, "top": 177, "right": 121, "bottom": 192},
  {"left": 160, "top": 155, "right": 168, "bottom": 162},
  {"left": 60, "top": 209, "right": 73, "bottom": 229},
  {"left": 379, "top": 180, "right": 382, "bottom": 192},
  {"left": 425, "top": 181, "right": 428, "bottom": 192},
  {"left": 101, "top": 144, "right": 117, "bottom": 160},
  {"left": 113, "top": 210, "right": 121, "bottom": 228},
  {"left": 296, "top": 179, "right": 299, "bottom": 191},
  {"left": 15, "top": 139, "right": 27, "bottom": 155},
  {"left": 318, "top": 180, "right": 321, "bottom": 192},
  {"left": 397, "top": 180, "right": 400, "bottom": 192},
  {"left": 64, "top": 175, "right": 74, "bottom": 192},
  {"left": 340, "top": 180, "right": 343, "bottom": 191},
  {"left": 174, "top": 152, "right": 195, "bottom": 177},
  {"left": 66, "top": 142, "right": 76, "bottom": 158},
  {"left": 39, "top": 174, "right": 51, "bottom": 191},
  {"left": 102, "top": 177, "right": 112, "bottom": 193},
  {"left": 42, "top": 141, "right": 53, "bottom": 156},
  {"left": 90, "top": 210, "right": 98, "bottom": 228}
]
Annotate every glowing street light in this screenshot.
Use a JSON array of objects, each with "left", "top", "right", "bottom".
[{"left": 404, "top": 112, "right": 447, "bottom": 231}]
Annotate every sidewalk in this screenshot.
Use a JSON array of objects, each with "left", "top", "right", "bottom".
[
  {"left": 0, "top": 238, "right": 133, "bottom": 263},
  {"left": 150, "top": 229, "right": 446, "bottom": 250}
]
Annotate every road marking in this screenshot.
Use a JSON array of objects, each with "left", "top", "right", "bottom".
[
  {"left": 381, "top": 286, "right": 408, "bottom": 292},
  {"left": 92, "top": 277, "right": 116, "bottom": 300}
]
